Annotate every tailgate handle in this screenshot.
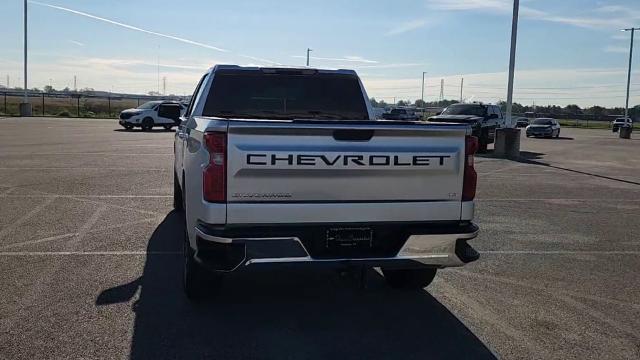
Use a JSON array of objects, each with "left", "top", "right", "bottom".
[{"left": 332, "top": 129, "right": 374, "bottom": 141}]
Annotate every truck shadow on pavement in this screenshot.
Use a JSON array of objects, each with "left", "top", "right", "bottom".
[
  {"left": 96, "top": 211, "right": 496, "bottom": 360},
  {"left": 478, "top": 150, "right": 640, "bottom": 186}
]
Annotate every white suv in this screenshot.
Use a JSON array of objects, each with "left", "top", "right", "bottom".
[
  {"left": 118, "top": 101, "right": 187, "bottom": 131},
  {"left": 612, "top": 117, "right": 633, "bottom": 133}
]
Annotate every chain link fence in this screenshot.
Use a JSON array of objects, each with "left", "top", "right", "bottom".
[{"left": 1, "top": 91, "right": 187, "bottom": 118}]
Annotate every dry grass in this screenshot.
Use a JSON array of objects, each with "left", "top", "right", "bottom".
[{"left": 0, "top": 94, "right": 145, "bottom": 118}]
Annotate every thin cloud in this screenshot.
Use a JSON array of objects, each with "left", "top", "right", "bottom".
[
  {"left": 603, "top": 46, "right": 629, "bottom": 54},
  {"left": 237, "top": 54, "right": 281, "bottom": 65},
  {"left": 29, "top": 1, "right": 228, "bottom": 52},
  {"left": 428, "top": 0, "right": 510, "bottom": 12},
  {"left": 67, "top": 40, "right": 84, "bottom": 46},
  {"left": 426, "top": 0, "right": 640, "bottom": 30},
  {"left": 386, "top": 19, "right": 428, "bottom": 36},
  {"left": 291, "top": 55, "right": 378, "bottom": 64},
  {"left": 354, "top": 63, "right": 425, "bottom": 69}
]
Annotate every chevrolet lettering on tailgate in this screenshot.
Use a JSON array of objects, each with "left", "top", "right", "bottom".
[{"left": 245, "top": 152, "right": 455, "bottom": 169}]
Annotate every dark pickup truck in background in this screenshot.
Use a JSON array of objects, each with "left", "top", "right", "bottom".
[
  {"left": 428, "top": 103, "right": 503, "bottom": 152},
  {"left": 382, "top": 107, "right": 421, "bottom": 121}
]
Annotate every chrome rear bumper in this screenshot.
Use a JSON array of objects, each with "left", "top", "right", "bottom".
[{"left": 193, "top": 223, "right": 479, "bottom": 272}]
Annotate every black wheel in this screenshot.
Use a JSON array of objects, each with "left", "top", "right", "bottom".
[
  {"left": 163, "top": 125, "right": 173, "bottom": 131},
  {"left": 141, "top": 117, "right": 154, "bottom": 131},
  {"left": 478, "top": 136, "right": 488, "bottom": 153},
  {"left": 555, "top": 129, "right": 560, "bottom": 138},
  {"left": 123, "top": 124, "right": 134, "bottom": 130},
  {"left": 183, "top": 228, "right": 207, "bottom": 300},
  {"left": 173, "top": 172, "right": 184, "bottom": 211},
  {"left": 382, "top": 268, "right": 437, "bottom": 290}
]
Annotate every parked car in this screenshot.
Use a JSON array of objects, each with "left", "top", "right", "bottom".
[
  {"left": 428, "top": 103, "right": 503, "bottom": 152},
  {"left": 173, "top": 65, "right": 480, "bottom": 299},
  {"left": 611, "top": 117, "right": 633, "bottom": 133},
  {"left": 515, "top": 117, "right": 529, "bottom": 128},
  {"left": 382, "top": 107, "right": 421, "bottom": 121},
  {"left": 526, "top": 118, "right": 561, "bottom": 138},
  {"left": 118, "top": 101, "right": 187, "bottom": 131}
]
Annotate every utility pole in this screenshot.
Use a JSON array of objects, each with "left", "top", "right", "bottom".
[
  {"left": 163, "top": 76, "right": 167, "bottom": 95},
  {"left": 460, "top": 77, "right": 464, "bottom": 102},
  {"left": 6, "top": 75, "right": 9, "bottom": 88},
  {"left": 421, "top": 72, "right": 427, "bottom": 106},
  {"left": 73, "top": 75, "right": 77, "bottom": 92},
  {"left": 622, "top": 27, "right": 638, "bottom": 122},
  {"left": 20, "top": 0, "right": 31, "bottom": 116},
  {"left": 157, "top": 45, "right": 160, "bottom": 95},
  {"left": 306, "top": 48, "right": 313, "bottom": 66},
  {"left": 439, "top": 79, "right": 444, "bottom": 102}
]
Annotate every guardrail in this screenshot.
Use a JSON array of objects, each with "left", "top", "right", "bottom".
[{"left": 0, "top": 91, "right": 187, "bottom": 118}]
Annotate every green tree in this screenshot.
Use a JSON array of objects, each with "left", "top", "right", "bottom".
[{"left": 564, "top": 104, "right": 581, "bottom": 114}]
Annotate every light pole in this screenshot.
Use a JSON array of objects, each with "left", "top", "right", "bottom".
[
  {"left": 306, "top": 48, "right": 313, "bottom": 67},
  {"left": 505, "top": 0, "right": 520, "bottom": 128},
  {"left": 622, "top": 28, "right": 638, "bottom": 122},
  {"left": 421, "top": 72, "right": 427, "bottom": 107},
  {"left": 495, "top": 0, "right": 521, "bottom": 158},
  {"left": 19, "top": 0, "right": 32, "bottom": 116}
]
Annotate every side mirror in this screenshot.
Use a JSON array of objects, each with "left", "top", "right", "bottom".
[
  {"left": 435, "top": 111, "right": 442, "bottom": 115},
  {"left": 158, "top": 104, "right": 181, "bottom": 121},
  {"left": 489, "top": 114, "right": 499, "bottom": 119}
]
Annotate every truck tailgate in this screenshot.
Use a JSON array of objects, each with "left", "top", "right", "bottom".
[{"left": 224, "top": 120, "right": 468, "bottom": 224}]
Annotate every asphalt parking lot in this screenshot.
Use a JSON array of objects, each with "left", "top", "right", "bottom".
[{"left": 1, "top": 117, "right": 639, "bottom": 359}]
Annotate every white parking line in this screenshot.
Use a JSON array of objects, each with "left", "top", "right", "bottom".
[
  {"left": 0, "top": 196, "right": 57, "bottom": 240},
  {"left": 481, "top": 250, "right": 640, "bottom": 255},
  {"left": 0, "top": 153, "right": 172, "bottom": 156},
  {"left": 0, "top": 167, "right": 167, "bottom": 171},
  {"left": 0, "top": 194, "right": 172, "bottom": 198},
  {"left": 451, "top": 269, "right": 640, "bottom": 310},
  {"left": 0, "top": 251, "right": 180, "bottom": 256},
  {"left": 1, "top": 217, "right": 164, "bottom": 250},
  {"left": 479, "top": 198, "right": 640, "bottom": 202}
]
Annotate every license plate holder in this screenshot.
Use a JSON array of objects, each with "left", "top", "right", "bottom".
[{"left": 326, "top": 227, "right": 373, "bottom": 250}]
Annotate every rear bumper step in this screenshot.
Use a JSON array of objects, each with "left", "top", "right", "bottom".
[{"left": 193, "top": 222, "right": 479, "bottom": 272}]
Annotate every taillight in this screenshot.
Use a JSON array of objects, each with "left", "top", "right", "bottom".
[
  {"left": 203, "top": 132, "right": 227, "bottom": 202},
  {"left": 462, "top": 135, "right": 478, "bottom": 201}
]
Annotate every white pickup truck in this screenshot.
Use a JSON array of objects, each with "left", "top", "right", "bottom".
[{"left": 172, "top": 65, "right": 480, "bottom": 299}]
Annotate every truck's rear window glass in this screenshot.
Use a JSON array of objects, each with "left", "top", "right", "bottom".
[{"left": 202, "top": 72, "right": 369, "bottom": 120}]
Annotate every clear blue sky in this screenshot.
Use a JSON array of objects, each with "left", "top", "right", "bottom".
[{"left": 0, "top": 0, "right": 639, "bottom": 107}]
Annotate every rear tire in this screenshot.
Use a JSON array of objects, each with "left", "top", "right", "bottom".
[
  {"left": 141, "top": 117, "right": 154, "bottom": 131},
  {"left": 478, "top": 137, "right": 488, "bottom": 153},
  {"left": 183, "top": 229, "right": 207, "bottom": 300},
  {"left": 555, "top": 129, "right": 560, "bottom": 138},
  {"left": 382, "top": 268, "right": 437, "bottom": 290},
  {"left": 173, "top": 172, "right": 183, "bottom": 211}
]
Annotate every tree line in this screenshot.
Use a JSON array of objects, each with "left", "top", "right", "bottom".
[{"left": 370, "top": 97, "right": 640, "bottom": 119}]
